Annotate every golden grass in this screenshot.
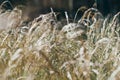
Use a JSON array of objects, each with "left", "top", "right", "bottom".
[{"left": 0, "top": 5, "right": 120, "bottom": 80}]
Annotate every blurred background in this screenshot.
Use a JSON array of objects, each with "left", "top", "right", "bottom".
[
  {"left": 0, "top": 0, "right": 120, "bottom": 21},
  {"left": 0, "top": 0, "right": 95, "bottom": 20}
]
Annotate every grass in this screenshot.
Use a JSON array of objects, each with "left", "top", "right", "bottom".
[{"left": 0, "top": 4, "right": 120, "bottom": 80}]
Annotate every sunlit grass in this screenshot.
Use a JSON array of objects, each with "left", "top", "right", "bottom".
[{"left": 0, "top": 4, "right": 120, "bottom": 80}]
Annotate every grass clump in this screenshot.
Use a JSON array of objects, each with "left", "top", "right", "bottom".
[{"left": 0, "top": 4, "right": 120, "bottom": 80}]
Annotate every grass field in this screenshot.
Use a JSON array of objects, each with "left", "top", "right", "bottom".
[{"left": 0, "top": 5, "right": 120, "bottom": 80}]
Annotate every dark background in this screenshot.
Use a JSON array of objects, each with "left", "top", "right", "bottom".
[{"left": 0, "top": 0, "right": 120, "bottom": 20}]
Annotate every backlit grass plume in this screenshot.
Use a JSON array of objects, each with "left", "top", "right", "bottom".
[{"left": 0, "top": 3, "right": 120, "bottom": 80}]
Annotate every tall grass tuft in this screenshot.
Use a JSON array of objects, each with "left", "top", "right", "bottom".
[{"left": 0, "top": 3, "right": 120, "bottom": 80}]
